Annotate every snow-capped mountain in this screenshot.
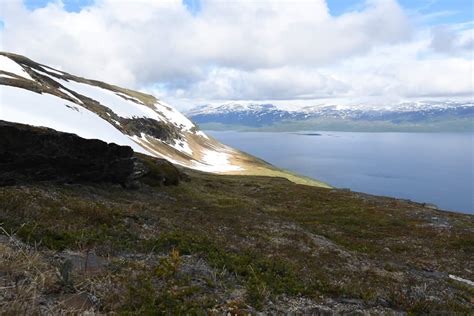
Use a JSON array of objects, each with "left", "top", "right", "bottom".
[
  {"left": 187, "top": 103, "right": 304, "bottom": 126},
  {"left": 188, "top": 101, "right": 474, "bottom": 129},
  {"left": 0, "top": 52, "right": 249, "bottom": 173}
]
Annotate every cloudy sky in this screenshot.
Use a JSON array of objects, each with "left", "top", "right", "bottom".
[{"left": 0, "top": 0, "right": 473, "bottom": 110}]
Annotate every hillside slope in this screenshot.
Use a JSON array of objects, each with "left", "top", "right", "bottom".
[
  {"left": 0, "top": 122, "right": 473, "bottom": 314},
  {"left": 0, "top": 52, "right": 329, "bottom": 187}
]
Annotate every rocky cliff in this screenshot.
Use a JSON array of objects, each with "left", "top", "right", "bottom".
[{"left": 0, "top": 120, "right": 181, "bottom": 187}]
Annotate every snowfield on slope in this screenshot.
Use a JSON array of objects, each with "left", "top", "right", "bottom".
[
  {"left": 0, "top": 54, "right": 243, "bottom": 173},
  {"left": 57, "top": 79, "right": 162, "bottom": 120},
  {"left": 31, "top": 69, "right": 201, "bottom": 157},
  {"left": 196, "top": 149, "right": 242, "bottom": 172},
  {"left": 0, "top": 85, "right": 147, "bottom": 154},
  {"left": 0, "top": 55, "right": 33, "bottom": 80},
  {"left": 44, "top": 72, "right": 197, "bottom": 132}
]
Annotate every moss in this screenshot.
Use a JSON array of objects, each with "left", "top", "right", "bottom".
[
  {"left": 449, "top": 236, "right": 474, "bottom": 253},
  {"left": 3, "top": 220, "right": 136, "bottom": 251},
  {"left": 136, "top": 153, "right": 182, "bottom": 186},
  {"left": 116, "top": 251, "right": 215, "bottom": 314},
  {"left": 15, "top": 223, "right": 77, "bottom": 251},
  {"left": 142, "top": 231, "right": 309, "bottom": 310}
]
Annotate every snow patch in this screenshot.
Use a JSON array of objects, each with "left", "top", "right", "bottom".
[
  {"left": 195, "top": 130, "right": 209, "bottom": 139},
  {"left": 59, "top": 79, "right": 162, "bottom": 120},
  {"left": 0, "top": 73, "right": 15, "bottom": 79},
  {"left": 58, "top": 87, "right": 83, "bottom": 104},
  {"left": 40, "top": 65, "right": 64, "bottom": 76},
  {"left": 115, "top": 92, "right": 145, "bottom": 105},
  {"left": 169, "top": 137, "right": 193, "bottom": 155},
  {"left": 130, "top": 133, "right": 240, "bottom": 173},
  {"left": 129, "top": 133, "right": 182, "bottom": 165},
  {"left": 155, "top": 100, "right": 196, "bottom": 131},
  {"left": 0, "top": 85, "right": 147, "bottom": 154},
  {"left": 0, "top": 56, "right": 33, "bottom": 80},
  {"left": 193, "top": 149, "right": 242, "bottom": 172},
  {"left": 449, "top": 274, "right": 474, "bottom": 287}
]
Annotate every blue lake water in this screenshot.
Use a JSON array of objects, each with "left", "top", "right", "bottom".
[{"left": 207, "top": 131, "right": 474, "bottom": 214}]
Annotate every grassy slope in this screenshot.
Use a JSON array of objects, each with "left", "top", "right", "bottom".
[
  {"left": 228, "top": 163, "right": 332, "bottom": 188},
  {"left": 225, "top": 148, "right": 332, "bottom": 188},
  {"left": 0, "top": 159, "right": 473, "bottom": 314}
]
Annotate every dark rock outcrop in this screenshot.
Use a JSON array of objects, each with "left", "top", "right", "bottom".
[
  {"left": 0, "top": 120, "right": 181, "bottom": 187},
  {"left": 120, "top": 117, "right": 182, "bottom": 143}
]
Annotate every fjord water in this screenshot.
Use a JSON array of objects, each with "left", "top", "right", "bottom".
[{"left": 207, "top": 131, "right": 474, "bottom": 214}]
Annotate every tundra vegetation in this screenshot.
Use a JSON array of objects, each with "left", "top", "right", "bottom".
[{"left": 0, "top": 152, "right": 473, "bottom": 314}]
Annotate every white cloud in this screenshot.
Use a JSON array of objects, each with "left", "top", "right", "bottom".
[
  {"left": 430, "top": 23, "right": 474, "bottom": 54},
  {"left": 0, "top": 0, "right": 472, "bottom": 110},
  {"left": 177, "top": 66, "right": 349, "bottom": 100}
]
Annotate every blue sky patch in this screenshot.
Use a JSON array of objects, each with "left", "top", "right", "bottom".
[
  {"left": 23, "top": 0, "right": 94, "bottom": 12},
  {"left": 326, "top": 0, "right": 365, "bottom": 16},
  {"left": 183, "top": 0, "right": 201, "bottom": 15},
  {"left": 21, "top": 0, "right": 473, "bottom": 25},
  {"left": 326, "top": 0, "right": 473, "bottom": 25},
  {"left": 399, "top": 0, "right": 474, "bottom": 25}
]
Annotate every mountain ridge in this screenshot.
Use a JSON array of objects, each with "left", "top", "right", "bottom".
[
  {"left": 0, "top": 51, "right": 330, "bottom": 187},
  {"left": 187, "top": 101, "right": 474, "bottom": 131}
]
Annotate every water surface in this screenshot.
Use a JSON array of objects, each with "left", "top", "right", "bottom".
[{"left": 207, "top": 131, "right": 474, "bottom": 214}]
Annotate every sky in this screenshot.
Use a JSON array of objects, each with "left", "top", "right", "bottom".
[{"left": 0, "top": 0, "right": 473, "bottom": 110}]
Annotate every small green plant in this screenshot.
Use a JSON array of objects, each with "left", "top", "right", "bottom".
[
  {"left": 58, "top": 259, "right": 74, "bottom": 290},
  {"left": 155, "top": 248, "right": 181, "bottom": 278}
]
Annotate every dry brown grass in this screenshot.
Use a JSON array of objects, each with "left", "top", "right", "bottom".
[
  {"left": 0, "top": 227, "right": 101, "bottom": 314},
  {"left": 0, "top": 227, "right": 56, "bottom": 314}
]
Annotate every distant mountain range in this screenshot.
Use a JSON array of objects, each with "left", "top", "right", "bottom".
[{"left": 187, "top": 102, "right": 474, "bottom": 132}]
